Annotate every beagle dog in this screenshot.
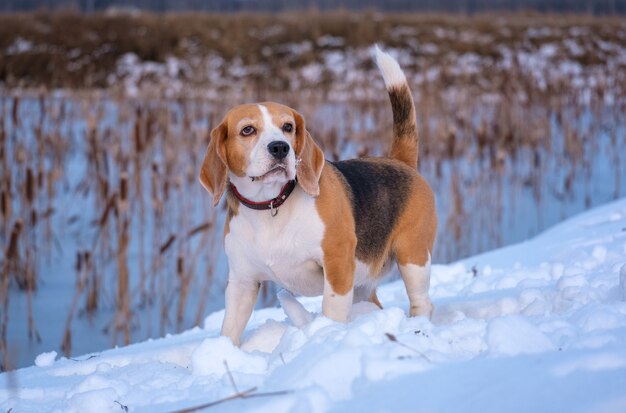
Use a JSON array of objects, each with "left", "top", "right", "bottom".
[{"left": 200, "top": 46, "right": 437, "bottom": 345}]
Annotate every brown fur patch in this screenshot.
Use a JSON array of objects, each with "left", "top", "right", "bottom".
[
  {"left": 315, "top": 162, "right": 357, "bottom": 295},
  {"left": 199, "top": 122, "right": 229, "bottom": 206},
  {"left": 223, "top": 191, "right": 240, "bottom": 237},
  {"left": 296, "top": 130, "right": 324, "bottom": 196},
  {"left": 391, "top": 173, "right": 437, "bottom": 267},
  {"left": 220, "top": 104, "right": 261, "bottom": 177}
]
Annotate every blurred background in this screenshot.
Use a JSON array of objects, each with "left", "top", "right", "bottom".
[{"left": 1, "top": 0, "right": 625, "bottom": 370}]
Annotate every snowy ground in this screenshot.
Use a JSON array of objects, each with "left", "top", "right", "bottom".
[{"left": 2, "top": 198, "right": 626, "bottom": 413}]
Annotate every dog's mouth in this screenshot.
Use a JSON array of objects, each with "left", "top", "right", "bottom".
[{"left": 250, "top": 164, "right": 287, "bottom": 182}]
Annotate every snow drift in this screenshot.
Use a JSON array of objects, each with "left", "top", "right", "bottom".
[{"left": 2, "top": 198, "right": 626, "bottom": 413}]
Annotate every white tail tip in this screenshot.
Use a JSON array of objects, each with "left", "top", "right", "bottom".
[{"left": 372, "top": 44, "right": 407, "bottom": 89}]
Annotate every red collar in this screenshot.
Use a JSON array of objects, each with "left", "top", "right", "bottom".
[{"left": 229, "top": 180, "right": 296, "bottom": 213}]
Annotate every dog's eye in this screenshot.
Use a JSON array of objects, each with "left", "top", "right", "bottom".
[
  {"left": 282, "top": 123, "right": 293, "bottom": 133},
  {"left": 241, "top": 126, "right": 256, "bottom": 136}
]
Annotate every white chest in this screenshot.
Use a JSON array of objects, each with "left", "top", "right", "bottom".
[{"left": 224, "top": 187, "right": 326, "bottom": 296}]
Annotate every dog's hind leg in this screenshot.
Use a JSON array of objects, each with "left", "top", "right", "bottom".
[
  {"left": 393, "top": 205, "right": 436, "bottom": 317},
  {"left": 391, "top": 175, "right": 437, "bottom": 318},
  {"left": 398, "top": 257, "right": 433, "bottom": 318}
]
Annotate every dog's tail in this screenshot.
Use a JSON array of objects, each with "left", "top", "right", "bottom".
[{"left": 373, "top": 45, "right": 419, "bottom": 169}]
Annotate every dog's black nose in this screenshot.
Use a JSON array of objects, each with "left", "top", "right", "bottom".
[{"left": 267, "top": 141, "right": 290, "bottom": 160}]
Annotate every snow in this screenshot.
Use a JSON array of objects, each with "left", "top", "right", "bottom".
[
  {"left": 109, "top": 52, "right": 189, "bottom": 97},
  {"left": 5, "top": 37, "right": 34, "bottom": 55},
  {"left": 620, "top": 265, "right": 626, "bottom": 300},
  {"left": 317, "top": 35, "right": 345, "bottom": 48},
  {"left": 2, "top": 198, "right": 626, "bottom": 412},
  {"left": 34, "top": 351, "right": 57, "bottom": 368},
  {"left": 98, "top": 26, "right": 626, "bottom": 104},
  {"left": 486, "top": 316, "right": 554, "bottom": 356}
]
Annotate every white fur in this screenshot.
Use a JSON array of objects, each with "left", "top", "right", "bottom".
[
  {"left": 221, "top": 277, "right": 259, "bottom": 346},
  {"left": 225, "top": 186, "right": 325, "bottom": 295},
  {"left": 221, "top": 183, "right": 364, "bottom": 342},
  {"left": 222, "top": 186, "right": 325, "bottom": 343},
  {"left": 352, "top": 259, "right": 395, "bottom": 303},
  {"left": 399, "top": 255, "right": 433, "bottom": 317},
  {"left": 322, "top": 277, "right": 353, "bottom": 323},
  {"left": 373, "top": 44, "right": 407, "bottom": 89},
  {"left": 354, "top": 259, "right": 372, "bottom": 285}
]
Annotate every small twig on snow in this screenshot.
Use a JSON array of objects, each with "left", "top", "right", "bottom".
[
  {"left": 223, "top": 360, "right": 240, "bottom": 394},
  {"left": 167, "top": 359, "right": 293, "bottom": 413},
  {"left": 170, "top": 387, "right": 295, "bottom": 413},
  {"left": 70, "top": 355, "right": 99, "bottom": 362},
  {"left": 385, "top": 332, "right": 431, "bottom": 362},
  {"left": 114, "top": 400, "right": 129, "bottom": 412}
]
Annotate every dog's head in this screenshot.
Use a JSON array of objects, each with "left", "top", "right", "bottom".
[{"left": 199, "top": 102, "right": 324, "bottom": 206}]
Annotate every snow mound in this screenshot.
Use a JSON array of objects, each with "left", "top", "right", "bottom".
[
  {"left": 2, "top": 198, "right": 626, "bottom": 413},
  {"left": 34, "top": 351, "right": 57, "bottom": 368}
]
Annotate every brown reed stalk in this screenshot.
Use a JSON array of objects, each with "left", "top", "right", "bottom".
[
  {"left": 0, "top": 190, "right": 8, "bottom": 224},
  {"left": 24, "top": 165, "right": 39, "bottom": 292},
  {"left": 114, "top": 218, "right": 131, "bottom": 346},
  {"left": 11, "top": 96, "right": 19, "bottom": 129},
  {"left": 61, "top": 251, "right": 87, "bottom": 357},
  {"left": 25, "top": 252, "right": 40, "bottom": 343},
  {"left": 4, "top": 220, "right": 23, "bottom": 286},
  {"left": 175, "top": 255, "right": 190, "bottom": 331},
  {"left": 0, "top": 220, "right": 22, "bottom": 371},
  {"left": 84, "top": 251, "right": 98, "bottom": 315},
  {"left": 114, "top": 172, "right": 131, "bottom": 346},
  {"left": 150, "top": 161, "right": 165, "bottom": 332},
  {"left": 133, "top": 106, "right": 148, "bottom": 305},
  {"left": 194, "top": 210, "right": 218, "bottom": 327}
]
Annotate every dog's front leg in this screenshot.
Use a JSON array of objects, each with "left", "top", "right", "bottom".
[
  {"left": 221, "top": 277, "right": 260, "bottom": 346},
  {"left": 321, "top": 256, "right": 355, "bottom": 323}
]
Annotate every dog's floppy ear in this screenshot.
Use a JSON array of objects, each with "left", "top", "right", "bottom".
[
  {"left": 199, "top": 121, "right": 228, "bottom": 206},
  {"left": 293, "top": 111, "right": 324, "bottom": 197}
]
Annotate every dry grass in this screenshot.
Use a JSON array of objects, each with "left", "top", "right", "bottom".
[
  {"left": 1, "top": 11, "right": 625, "bottom": 88},
  {"left": 0, "top": 92, "right": 223, "bottom": 368},
  {"left": 1, "top": 79, "right": 623, "bottom": 369}
]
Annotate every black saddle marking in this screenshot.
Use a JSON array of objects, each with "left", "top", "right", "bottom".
[{"left": 331, "top": 159, "right": 412, "bottom": 261}]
